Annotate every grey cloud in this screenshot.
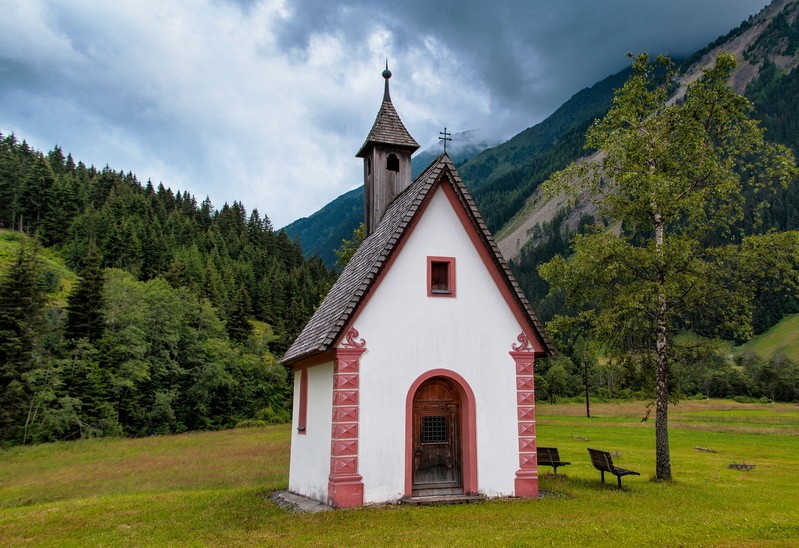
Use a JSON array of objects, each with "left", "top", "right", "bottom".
[{"left": 276, "top": 0, "right": 769, "bottom": 130}]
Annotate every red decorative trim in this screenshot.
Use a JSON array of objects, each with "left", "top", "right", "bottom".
[
  {"left": 341, "top": 328, "right": 366, "bottom": 349},
  {"left": 519, "top": 438, "right": 537, "bottom": 452},
  {"left": 334, "top": 374, "right": 359, "bottom": 389},
  {"left": 404, "top": 369, "right": 478, "bottom": 497},
  {"left": 510, "top": 333, "right": 538, "bottom": 498},
  {"left": 512, "top": 332, "right": 535, "bottom": 352},
  {"left": 332, "top": 406, "right": 359, "bottom": 423},
  {"left": 426, "top": 256, "right": 457, "bottom": 298},
  {"left": 333, "top": 390, "right": 358, "bottom": 406},
  {"left": 332, "top": 440, "right": 358, "bottom": 455},
  {"left": 297, "top": 367, "right": 308, "bottom": 435},
  {"left": 516, "top": 377, "right": 534, "bottom": 391},
  {"left": 332, "top": 423, "right": 359, "bottom": 439},
  {"left": 328, "top": 333, "right": 367, "bottom": 507}
]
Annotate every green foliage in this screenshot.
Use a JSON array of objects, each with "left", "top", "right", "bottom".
[
  {"left": 226, "top": 284, "right": 254, "bottom": 343},
  {"left": 0, "top": 132, "right": 336, "bottom": 356},
  {"left": 0, "top": 240, "right": 48, "bottom": 443},
  {"left": 541, "top": 53, "right": 799, "bottom": 479},
  {"left": 0, "top": 131, "right": 336, "bottom": 445},
  {"left": 335, "top": 222, "right": 365, "bottom": 268},
  {"left": 64, "top": 244, "right": 105, "bottom": 342},
  {"left": 95, "top": 269, "right": 290, "bottom": 436}
]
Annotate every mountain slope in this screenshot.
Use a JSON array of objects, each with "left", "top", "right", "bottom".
[{"left": 738, "top": 313, "right": 799, "bottom": 362}]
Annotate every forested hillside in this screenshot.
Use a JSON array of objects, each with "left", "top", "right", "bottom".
[{"left": 0, "top": 133, "right": 336, "bottom": 445}]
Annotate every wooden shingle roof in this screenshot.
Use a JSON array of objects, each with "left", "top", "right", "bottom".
[
  {"left": 355, "top": 77, "right": 419, "bottom": 157},
  {"left": 281, "top": 154, "right": 555, "bottom": 366}
]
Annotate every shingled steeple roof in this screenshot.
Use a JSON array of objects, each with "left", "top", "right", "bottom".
[{"left": 355, "top": 65, "right": 419, "bottom": 157}]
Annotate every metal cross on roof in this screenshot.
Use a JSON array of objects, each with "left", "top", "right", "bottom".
[{"left": 439, "top": 127, "right": 452, "bottom": 153}]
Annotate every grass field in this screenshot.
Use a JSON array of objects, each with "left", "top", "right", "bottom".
[{"left": 1, "top": 400, "right": 798, "bottom": 546}]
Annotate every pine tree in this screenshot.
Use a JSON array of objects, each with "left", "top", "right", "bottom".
[
  {"left": 227, "top": 284, "right": 253, "bottom": 343},
  {"left": 64, "top": 244, "right": 106, "bottom": 343},
  {"left": 0, "top": 240, "right": 47, "bottom": 442}
]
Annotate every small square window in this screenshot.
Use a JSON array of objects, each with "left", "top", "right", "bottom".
[{"left": 427, "top": 256, "right": 456, "bottom": 298}]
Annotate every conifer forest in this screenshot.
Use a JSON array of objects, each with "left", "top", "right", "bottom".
[{"left": 0, "top": 133, "right": 336, "bottom": 444}]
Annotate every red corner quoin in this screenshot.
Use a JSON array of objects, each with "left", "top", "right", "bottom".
[
  {"left": 328, "top": 328, "right": 366, "bottom": 507},
  {"left": 509, "top": 332, "right": 539, "bottom": 498}
]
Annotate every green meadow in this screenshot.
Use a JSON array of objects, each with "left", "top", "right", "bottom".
[
  {"left": 739, "top": 314, "right": 799, "bottom": 363},
  {"left": 1, "top": 400, "right": 797, "bottom": 546}
]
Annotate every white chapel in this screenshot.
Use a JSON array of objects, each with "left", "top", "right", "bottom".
[{"left": 281, "top": 67, "right": 554, "bottom": 507}]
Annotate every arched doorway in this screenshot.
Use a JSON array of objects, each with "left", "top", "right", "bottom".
[{"left": 411, "top": 377, "right": 463, "bottom": 496}]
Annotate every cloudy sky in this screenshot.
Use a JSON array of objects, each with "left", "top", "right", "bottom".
[{"left": 0, "top": 0, "right": 771, "bottom": 228}]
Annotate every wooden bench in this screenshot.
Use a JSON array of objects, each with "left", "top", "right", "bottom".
[
  {"left": 537, "top": 447, "right": 571, "bottom": 475},
  {"left": 587, "top": 448, "right": 640, "bottom": 488}
]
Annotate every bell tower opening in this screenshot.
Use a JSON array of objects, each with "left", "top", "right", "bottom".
[{"left": 387, "top": 153, "right": 399, "bottom": 172}]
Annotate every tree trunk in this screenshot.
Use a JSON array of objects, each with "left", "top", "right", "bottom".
[
  {"left": 584, "top": 360, "right": 591, "bottom": 418},
  {"left": 654, "top": 214, "right": 672, "bottom": 480}
]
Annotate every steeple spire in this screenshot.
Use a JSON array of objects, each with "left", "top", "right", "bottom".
[{"left": 356, "top": 66, "right": 420, "bottom": 236}]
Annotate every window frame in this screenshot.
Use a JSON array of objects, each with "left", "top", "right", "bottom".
[
  {"left": 427, "top": 256, "right": 456, "bottom": 298},
  {"left": 297, "top": 367, "right": 308, "bottom": 434}
]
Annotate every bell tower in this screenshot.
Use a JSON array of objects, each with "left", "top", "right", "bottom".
[{"left": 356, "top": 64, "right": 420, "bottom": 236}]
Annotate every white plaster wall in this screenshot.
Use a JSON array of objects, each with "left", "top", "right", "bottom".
[
  {"left": 288, "top": 361, "right": 334, "bottom": 502},
  {"left": 354, "top": 188, "right": 523, "bottom": 504}
]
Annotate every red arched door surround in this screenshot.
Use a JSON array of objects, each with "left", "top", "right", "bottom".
[{"left": 404, "top": 369, "right": 477, "bottom": 497}]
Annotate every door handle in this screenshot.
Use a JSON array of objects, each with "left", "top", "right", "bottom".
[{"left": 415, "top": 447, "right": 423, "bottom": 456}]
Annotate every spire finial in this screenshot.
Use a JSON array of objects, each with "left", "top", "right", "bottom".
[{"left": 382, "top": 59, "right": 392, "bottom": 102}]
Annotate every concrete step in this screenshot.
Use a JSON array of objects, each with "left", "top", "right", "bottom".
[{"left": 400, "top": 494, "right": 486, "bottom": 506}]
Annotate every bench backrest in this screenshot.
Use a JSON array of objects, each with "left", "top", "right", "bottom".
[
  {"left": 587, "top": 448, "right": 614, "bottom": 472},
  {"left": 538, "top": 447, "right": 559, "bottom": 464}
]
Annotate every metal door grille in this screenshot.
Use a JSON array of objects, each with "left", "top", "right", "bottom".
[{"left": 422, "top": 416, "right": 447, "bottom": 443}]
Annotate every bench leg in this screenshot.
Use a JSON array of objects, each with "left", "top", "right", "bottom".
[
  {"left": 600, "top": 471, "right": 605, "bottom": 484},
  {"left": 617, "top": 475, "right": 622, "bottom": 489}
]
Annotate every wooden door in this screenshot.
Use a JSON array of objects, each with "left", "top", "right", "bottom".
[{"left": 412, "top": 378, "right": 463, "bottom": 496}]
